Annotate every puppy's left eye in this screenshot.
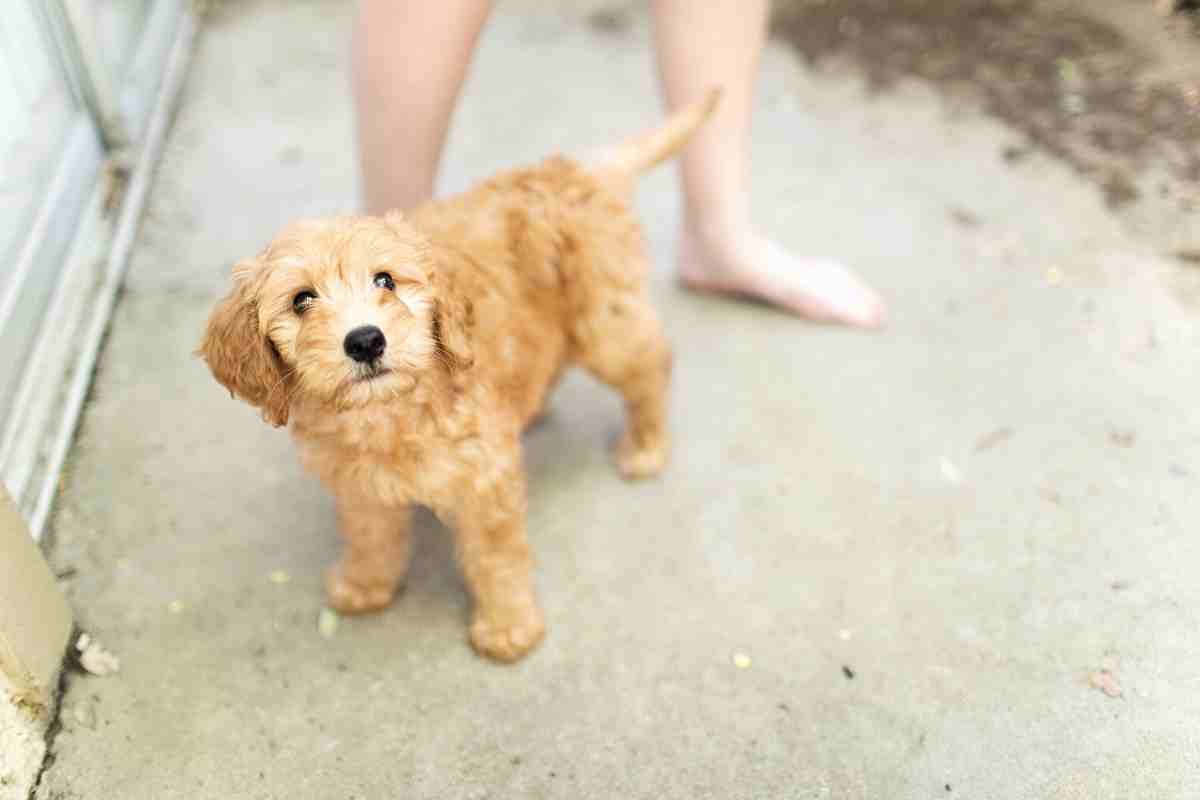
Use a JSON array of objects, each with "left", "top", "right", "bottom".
[{"left": 373, "top": 272, "right": 395, "bottom": 291}]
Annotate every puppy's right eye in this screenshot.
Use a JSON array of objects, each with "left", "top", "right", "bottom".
[{"left": 293, "top": 290, "right": 317, "bottom": 314}]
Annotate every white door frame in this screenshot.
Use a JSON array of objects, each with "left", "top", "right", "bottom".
[{"left": 0, "top": 0, "right": 194, "bottom": 539}]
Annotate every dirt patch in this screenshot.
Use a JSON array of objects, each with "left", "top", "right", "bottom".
[
  {"left": 586, "top": 6, "right": 633, "bottom": 36},
  {"left": 770, "top": 0, "right": 1200, "bottom": 211}
]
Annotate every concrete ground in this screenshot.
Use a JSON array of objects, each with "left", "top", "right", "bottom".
[{"left": 37, "top": 1, "right": 1200, "bottom": 798}]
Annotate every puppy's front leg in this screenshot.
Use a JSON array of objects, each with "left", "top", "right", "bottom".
[
  {"left": 450, "top": 454, "right": 545, "bottom": 662},
  {"left": 325, "top": 502, "right": 412, "bottom": 614}
]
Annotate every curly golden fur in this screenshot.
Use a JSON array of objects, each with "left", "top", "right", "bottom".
[{"left": 199, "top": 91, "right": 719, "bottom": 662}]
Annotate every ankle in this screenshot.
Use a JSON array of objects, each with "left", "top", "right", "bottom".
[{"left": 683, "top": 217, "right": 755, "bottom": 257}]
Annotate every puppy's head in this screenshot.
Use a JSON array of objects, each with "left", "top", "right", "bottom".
[{"left": 198, "top": 212, "right": 472, "bottom": 427}]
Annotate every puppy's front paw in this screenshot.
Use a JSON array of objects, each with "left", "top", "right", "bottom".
[
  {"left": 469, "top": 603, "right": 545, "bottom": 663},
  {"left": 324, "top": 566, "right": 398, "bottom": 615},
  {"left": 615, "top": 430, "right": 668, "bottom": 480}
]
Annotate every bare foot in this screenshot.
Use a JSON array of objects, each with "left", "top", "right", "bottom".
[{"left": 678, "top": 228, "right": 886, "bottom": 328}]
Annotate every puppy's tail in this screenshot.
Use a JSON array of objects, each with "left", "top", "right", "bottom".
[{"left": 589, "top": 87, "right": 722, "bottom": 181}]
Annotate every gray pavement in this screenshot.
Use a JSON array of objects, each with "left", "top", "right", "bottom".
[{"left": 37, "top": 1, "right": 1200, "bottom": 798}]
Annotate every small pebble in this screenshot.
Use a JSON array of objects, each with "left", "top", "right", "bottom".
[{"left": 75, "top": 634, "right": 120, "bottom": 676}]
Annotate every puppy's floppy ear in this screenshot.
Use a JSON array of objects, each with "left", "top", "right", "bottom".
[
  {"left": 381, "top": 210, "right": 474, "bottom": 374},
  {"left": 198, "top": 259, "right": 292, "bottom": 427},
  {"left": 431, "top": 267, "right": 475, "bottom": 374}
]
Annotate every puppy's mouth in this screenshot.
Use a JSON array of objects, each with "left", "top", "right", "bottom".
[{"left": 353, "top": 364, "right": 392, "bottom": 383}]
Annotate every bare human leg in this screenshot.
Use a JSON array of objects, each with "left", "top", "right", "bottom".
[
  {"left": 351, "top": 0, "right": 492, "bottom": 214},
  {"left": 649, "top": 0, "right": 886, "bottom": 328}
]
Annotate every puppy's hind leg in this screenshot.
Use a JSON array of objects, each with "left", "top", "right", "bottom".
[
  {"left": 574, "top": 290, "right": 672, "bottom": 480},
  {"left": 325, "top": 502, "right": 413, "bottom": 614}
]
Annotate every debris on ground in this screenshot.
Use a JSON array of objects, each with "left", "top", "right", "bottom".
[
  {"left": 1039, "top": 486, "right": 1063, "bottom": 505},
  {"left": 1109, "top": 429, "right": 1136, "bottom": 448},
  {"left": 732, "top": 652, "right": 752, "bottom": 669},
  {"left": 268, "top": 569, "right": 291, "bottom": 585},
  {"left": 317, "top": 607, "right": 340, "bottom": 639},
  {"left": 71, "top": 632, "right": 120, "bottom": 676},
  {"left": 167, "top": 600, "right": 185, "bottom": 614},
  {"left": 1088, "top": 668, "right": 1123, "bottom": 698},
  {"left": 842, "top": 665, "right": 856, "bottom": 679},
  {"left": 940, "top": 457, "right": 963, "bottom": 484},
  {"left": 974, "top": 427, "right": 1013, "bottom": 453},
  {"left": 949, "top": 207, "right": 981, "bottom": 227}
]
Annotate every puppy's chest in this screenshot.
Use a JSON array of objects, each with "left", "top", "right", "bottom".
[{"left": 295, "top": 412, "right": 465, "bottom": 503}]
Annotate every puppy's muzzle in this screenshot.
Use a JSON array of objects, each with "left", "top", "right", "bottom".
[{"left": 344, "top": 325, "right": 386, "bottom": 363}]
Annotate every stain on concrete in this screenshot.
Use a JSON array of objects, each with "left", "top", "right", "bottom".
[
  {"left": 770, "top": 0, "right": 1200, "bottom": 211},
  {"left": 586, "top": 6, "right": 632, "bottom": 36}
]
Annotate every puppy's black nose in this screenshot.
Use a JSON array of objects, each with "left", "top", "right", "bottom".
[{"left": 344, "top": 325, "right": 386, "bottom": 363}]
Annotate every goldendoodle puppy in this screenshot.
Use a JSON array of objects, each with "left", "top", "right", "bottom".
[{"left": 200, "top": 90, "right": 719, "bottom": 662}]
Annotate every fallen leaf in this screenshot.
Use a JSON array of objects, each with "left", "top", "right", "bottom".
[
  {"left": 318, "top": 607, "right": 340, "bottom": 639},
  {"left": 1088, "top": 669, "right": 1122, "bottom": 698},
  {"left": 268, "top": 569, "right": 291, "bottom": 585},
  {"left": 974, "top": 427, "right": 1013, "bottom": 453}
]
